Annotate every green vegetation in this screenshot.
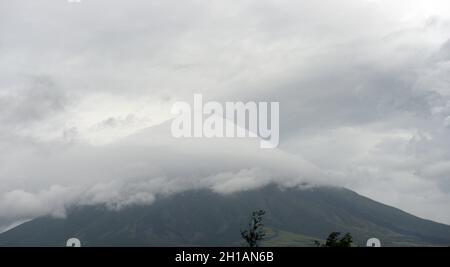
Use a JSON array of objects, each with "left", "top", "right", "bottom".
[
  {"left": 314, "top": 232, "right": 353, "bottom": 247},
  {"left": 1, "top": 185, "right": 450, "bottom": 246},
  {"left": 261, "top": 228, "right": 323, "bottom": 247},
  {"left": 241, "top": 210, "right": 266, "bottom": 247}
]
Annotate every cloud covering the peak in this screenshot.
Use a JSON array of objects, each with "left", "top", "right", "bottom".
[{"left": 1, "top": 0, "right": 450, "bottom": 230}]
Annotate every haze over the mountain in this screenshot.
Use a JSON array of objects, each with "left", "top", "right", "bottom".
[
  {"left": 2, "top": 0, "right": 450, "bottom": 238},
  {"left": 1, "top": 185, "right": 449, "bottom": 247},
  {"left": 0, "top": 117, "right": 333, "bottom": 232}
]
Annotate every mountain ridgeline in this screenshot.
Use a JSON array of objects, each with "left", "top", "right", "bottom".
[{"left": 1, "top": 185, "right": 450, "bottom": 247}]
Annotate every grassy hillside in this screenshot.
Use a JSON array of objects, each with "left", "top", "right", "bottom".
[{"left": 1, "top": 185, "right": 450, "bottom": 247}]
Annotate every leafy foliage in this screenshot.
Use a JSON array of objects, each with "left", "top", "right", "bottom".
[
  {"left": 314, "top": 232, "right": 353, "bottom": 247},
  {"left": 241, "top": 210, "right": 266, "bottom": 247}
]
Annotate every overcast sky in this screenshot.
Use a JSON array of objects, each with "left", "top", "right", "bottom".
[{"left": 1, "top": 0, "right": 450, "bottom": 231}]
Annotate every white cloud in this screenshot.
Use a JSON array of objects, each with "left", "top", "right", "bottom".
[{"left": 1, "top": 0, "right": 450, "bottom": 229}]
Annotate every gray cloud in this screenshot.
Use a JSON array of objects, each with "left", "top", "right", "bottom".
[
  {"left": 0, "top": 121, "right": 325, "bottom": 231},
  {"left": 0, "top": 75, "right": 67, "bottom": 126},
  {"left": 1, "top": 0, "right": 450, "bottom": 230}
]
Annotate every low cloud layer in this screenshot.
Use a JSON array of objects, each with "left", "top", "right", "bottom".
[
  {"left": 0, "top": 121, "right": 325, "bottom": 231},
  {"left": 1, "top": 0, "right": 450, "bottom": 230}
]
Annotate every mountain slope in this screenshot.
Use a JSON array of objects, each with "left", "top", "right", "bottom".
[{"left": 1, "top": 185, "right": 450, "bottom": 247}]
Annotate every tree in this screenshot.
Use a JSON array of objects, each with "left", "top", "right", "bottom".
[
  {"left": 241, "top": 210, "right": 266, "bottom": 247},
  {"left": 338, "top": 233, "right": 353, "bottom": 247},
  {"left": 314, "top": 232, "right": 353, "bottom": 247}
]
